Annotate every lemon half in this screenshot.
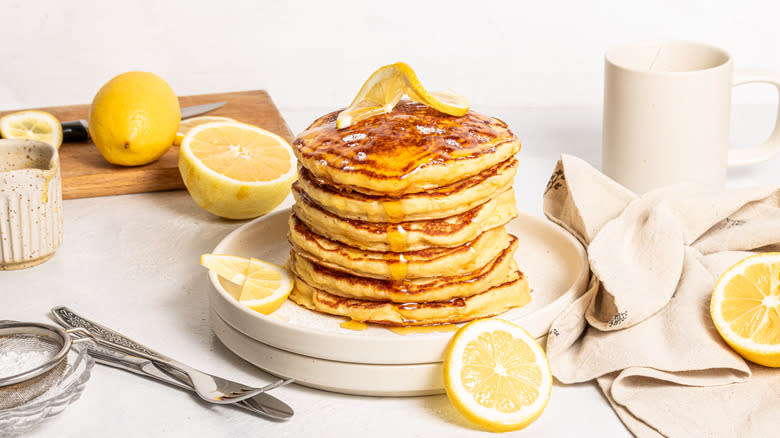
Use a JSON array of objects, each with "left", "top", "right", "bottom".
[
  {"left": 711, "top": 252, "right": 780, "bottom": 367},
  {"left": 179, "top": 121, "right": 296, "bottom": 219}
]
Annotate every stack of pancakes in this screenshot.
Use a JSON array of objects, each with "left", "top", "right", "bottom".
[{"left": 287, "top": 101, "right": 530, "bottom": 326}]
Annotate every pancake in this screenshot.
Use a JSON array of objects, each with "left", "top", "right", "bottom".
[
  {"left": 289, "top": 275, "right": 531, "bottom": 326},
  {"left": 295, "top": 158, "right": 518, "bottom": 222},
  {"left": 289, "top": 235, "right": 519, "bottom": 302},
  {"left": 293, "top": 101, "right": 521, "bottom": 195},
  {"left": 292, "top": 187, "right": 517, "bottom": 251},
  {"left": 288, "top": 215, "right": 514, "bottom": 280}
]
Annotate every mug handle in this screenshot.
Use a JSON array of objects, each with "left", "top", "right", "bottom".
[{"left": 728, "top": 69, "right": 780, "bottom": 167}]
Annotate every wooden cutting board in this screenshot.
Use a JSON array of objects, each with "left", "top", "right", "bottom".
[{"left": 0, "top": 90, "right": 294, "bottom": 199}]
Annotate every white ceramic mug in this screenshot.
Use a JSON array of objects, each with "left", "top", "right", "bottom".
[{"left": 602, "top": 40, "right": 780, "bottom": 193}]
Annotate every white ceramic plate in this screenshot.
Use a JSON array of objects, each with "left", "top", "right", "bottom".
[
  {"left": 208, "top": 208, "right": 587, "bottom": 365},
  {"left": 211, "top": 309, "right": 444, "bottom": 397}
]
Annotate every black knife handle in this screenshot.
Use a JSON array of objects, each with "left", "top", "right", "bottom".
[{"left": 62, "top": 120, "right": 89, "bottom": 142}]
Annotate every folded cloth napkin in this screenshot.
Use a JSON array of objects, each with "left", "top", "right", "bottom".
[{"left": 543, "top": 154, "right": 780, "bottom": 438}]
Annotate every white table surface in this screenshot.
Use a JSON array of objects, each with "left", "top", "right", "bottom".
[{"left": 4, "top": 105, "right": 779, "bottom": 437}]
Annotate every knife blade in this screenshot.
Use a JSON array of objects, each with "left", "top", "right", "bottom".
[
  {"left": 50, "top": 306, "right": 293, "bottom": 420},
  {"left": 61, "top": 101, "right": 227, "bottom": 143}
]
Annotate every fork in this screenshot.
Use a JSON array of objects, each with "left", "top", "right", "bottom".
[
  {"left": 84, "top": 340, "right": 294, "bottom": 419},
  {"left": 150, "top": 356, "right": 287, "bottom": 404},
  {"left": 51, "top": 306, "right": 289, "bottom": 405},
  {"left": 80, "top": 330, "right": 276, "bottom": 403}
]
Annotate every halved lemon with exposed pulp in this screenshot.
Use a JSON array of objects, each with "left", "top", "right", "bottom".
[
  {"left": 711, "top": 252, "right": 780, "bottom": 367},
  {"left": 179, "top": 121, "right": 296, "bottom": 219}
]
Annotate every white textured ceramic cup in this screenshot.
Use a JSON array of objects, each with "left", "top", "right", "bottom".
[
  {"left": 0, "top": 139, "right": 63, "bottom": 270},
  {"left": 602, "top": 40, "right": 780, "bottom": 193}
]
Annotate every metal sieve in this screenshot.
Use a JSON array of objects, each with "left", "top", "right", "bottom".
[{"left": 0, "top": 321, "right": 90, "bottom": 409}]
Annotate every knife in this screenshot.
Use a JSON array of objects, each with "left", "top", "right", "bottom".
[
  {"left": 61, "top": 101, "right": 227, "bottom": 143},
  {"left": 50, "top": 306, "right": 293, "bottom": 421}
]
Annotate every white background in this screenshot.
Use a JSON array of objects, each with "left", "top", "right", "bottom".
[
  {"left": 3, "top": 2, "right": 780, "bottom": 437},
  {"left": 2, "top": 0, "right": 780, "bottom": 112}
]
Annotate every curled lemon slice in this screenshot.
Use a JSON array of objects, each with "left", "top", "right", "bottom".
[
  {"left": 0, "top": 110, "right": 63, "bottom": 149},
  {"left": 201, "top": 254, "right": 293, "bottom": 315},
  {"left": 337, "top": 62, "right": 469, "bottom": 129},
  {"left": 711, "top": 252, "right": 780, "bottom": 367},
  {"left": 444, "top": 318, "right": 552, "bottom": 432}
]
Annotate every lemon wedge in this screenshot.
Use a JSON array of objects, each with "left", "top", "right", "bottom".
[
  {"left": 201, "top": 254, "right": 293, "bottom": 315},
  {"left": 174, "top": 116, "right": 234, "bottom": 146},
  {"left": 0, "top": 110, "right": 63, "bottom": 149},
  {"left": 337, "top": 62, "right": 469, "bottom": 129},
  {"left": 443, "top": 318, "right": 552, "bottom": 432},
  {"left": 200, "top": 254, "right": 250, "bottom": 284},
  {"left": 239, "top": 258, "right": 294, "bottom": 314},
  {"left": 711, "top": 252, "right": 780, "bottom": 367},
  {"left": 179, "top": 121, "right": 297, "bottom": 219}
]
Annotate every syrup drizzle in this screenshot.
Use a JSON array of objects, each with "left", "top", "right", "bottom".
[
  {"left": 386, "top": 224, "right": 408, "bottom": 252},
  {"left": 382, "top": 199, "right": 410, "bottom": 280},
  {"left": 388, "top": 253, "right": 408, "bottom": 281},
  {"left": 340, "top": 320, "right": 368, "bottom": 331},
  {"left": 293, "top": 101, "right": 517, "bottom": 185},
  {"left": 40, "top": 170, "right": 55, "bottom": 204}
]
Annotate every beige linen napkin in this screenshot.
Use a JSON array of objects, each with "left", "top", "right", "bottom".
[{"left": 543, "top": 154, "right": 780, "bottom": 438}]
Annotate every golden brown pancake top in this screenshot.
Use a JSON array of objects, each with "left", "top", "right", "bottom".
[{"left": 293, "top": 101, "right": 518, "bottom": 183}]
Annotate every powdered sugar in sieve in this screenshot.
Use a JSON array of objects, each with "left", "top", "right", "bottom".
[{"left": 0, "top": 322, "right": 88, "bottom": 409}]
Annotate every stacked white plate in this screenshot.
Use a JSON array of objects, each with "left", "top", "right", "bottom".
[{"left": 207, "top": 208, "right": 588, "bottom": 396}]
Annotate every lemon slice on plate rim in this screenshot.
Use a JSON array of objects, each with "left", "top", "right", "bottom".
[
  {"left": 443, "top": 318, "right": 552, "bottom": 432},
  {"left": 201, "top": 254, "right": 293, "bottom": 315},
  {"left": 337, "top": 62, "right": 469, "bottom": 129},
  {"left": 239, "top": 258, "right": 294, "bottom": 314},
  {"left": 711, "top": 252, "right": 780, "bottom": 367},
  {"left": 201, "top": 253, "right": 250, "bottom": 284},
  {"left": 0, "top": 110, "right": 63, "bottom": 149},
  {"left": 178, "top": 120, "right": 297, "bottom": 219}
]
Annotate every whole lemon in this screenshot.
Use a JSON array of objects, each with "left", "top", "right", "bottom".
[{"left": 88, "top": 71, "right": 181, "bottom": 166}]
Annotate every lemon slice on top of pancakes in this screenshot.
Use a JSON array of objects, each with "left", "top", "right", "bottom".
[{"left": 337, "top": 62, "right": 470, "bottom": 129}]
